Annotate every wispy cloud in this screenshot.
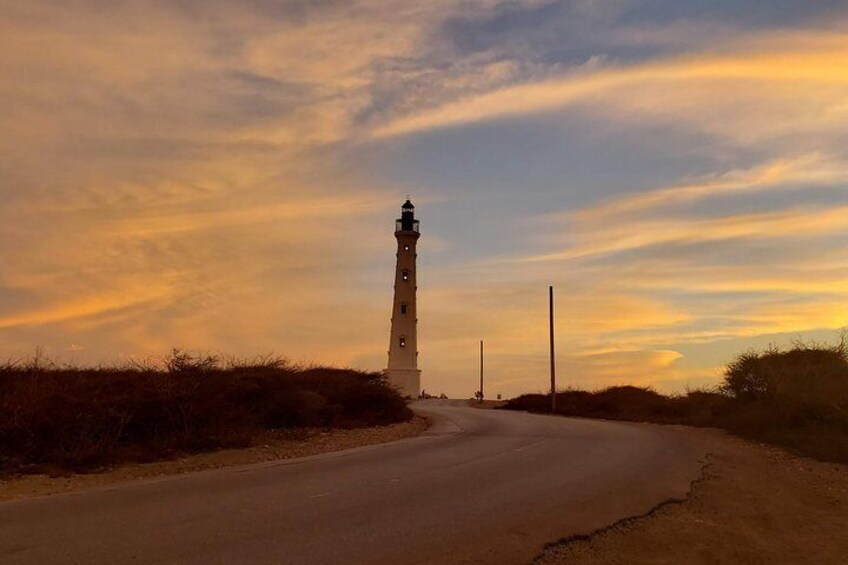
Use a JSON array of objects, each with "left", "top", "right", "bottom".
[
  {"left": 0, "top": 283, "right": 174, "bottom": 330},
  {"left": 3, "top": 2, "right": 848, "bottom": 396},
  {"left": 371, "top": 34, "right": 848, "bottom": 140},
  {"left": 517, "top": 203, "right": 848, "bottom": 263},
  {"left": 570, "top": 154, "right": 848, "bottom": 223}
]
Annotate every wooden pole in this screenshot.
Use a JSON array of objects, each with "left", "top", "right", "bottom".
[
  {"left": 479, "top": 339, "right": 484, "bottom": 402},
  {"left": 549, "top": 286, "right": 556, "bottom": 413}
]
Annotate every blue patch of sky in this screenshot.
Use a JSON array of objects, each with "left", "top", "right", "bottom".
[
  {"left": 592, "top": 238, "right": 837, "bottom": 271},
  {"left": 439, "top": 1, "right": 664, "bottom": 65},
  {"left": 615, "top": 0, "right": 848, "bottom": 28},
  {"left": 363, "top": 111, "right": 720, "bottom": 210},
  {"left": 707, "top": 186, "right": 848, "bottom": 218},
  {"left": 440, "top": 0, "right": 848, "bottom": 73},
  {"left": 350, "top": 108, "right": 765, "bottom": 266}
]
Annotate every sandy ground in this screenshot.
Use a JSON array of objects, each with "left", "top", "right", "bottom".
[
  {"left": 537, "top": 430, "right": 848, "bottom": 565},
  {"left": 0, "top": 416, "right": 429, "bottom": 502}
]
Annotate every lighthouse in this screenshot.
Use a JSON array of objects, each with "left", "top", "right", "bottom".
[{"left": 386, "top": 198, "right": 421, "bottom": 398}]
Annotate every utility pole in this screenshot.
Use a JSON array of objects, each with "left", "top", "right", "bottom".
[
  {"left": 549, "top": 285, "right": 556, "bottom": 413},
  {"left": 479, "top": 339, "right": 484, "bottom": 402}
]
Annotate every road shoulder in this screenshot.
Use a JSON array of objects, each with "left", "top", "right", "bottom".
[
  {"left": 536, "top": 431, "right": 848, "bottom": 564},
  {"left": 0, "top": 416, "right": 429, "bottom": 502}
]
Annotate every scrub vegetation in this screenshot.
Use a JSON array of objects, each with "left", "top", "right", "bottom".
[
  {"left": 505, "top": 340, "right": 848, "bottom": 463},
  {"left": 0, "top": 350, "right": 411, "bottom": 476}
]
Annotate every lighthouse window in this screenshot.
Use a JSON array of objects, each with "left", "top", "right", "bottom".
[
  {"left": 402, "top": 270, "right": 409, "bottom": 281},
  {"left": 399, "top": 336, "right": 406, "bottom": 348},
  {"left": 400, "top": 303, "right": 408, "bottom": 314}
]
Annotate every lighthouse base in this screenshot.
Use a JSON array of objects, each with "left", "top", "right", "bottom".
[{"left": 384, "top": 368, "right": 421, "bottom": 399}]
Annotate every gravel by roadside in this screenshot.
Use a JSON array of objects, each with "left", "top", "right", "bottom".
[
  {"left": 0, "top": 416, "right": 429, "bottom": 502},
  {"left": 536, "top": 431, "right": 848, "bottom": 565}
]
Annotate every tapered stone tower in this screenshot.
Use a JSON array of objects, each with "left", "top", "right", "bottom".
[{"left": 386, "top": 199, "right": 421, "bottom": 398}]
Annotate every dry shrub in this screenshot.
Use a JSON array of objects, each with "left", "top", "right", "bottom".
[
  {"left": 717, "top": 339, "right": 848, "bottom": 460},
  {"left": 722, "top": 340, "right": 848, "bottom": 419},
  {"left": 505, "top": 386, "right": 729, "bottom": 425},
  {"left": 0, "top": 351, "right": 411, "bottom": 475}
]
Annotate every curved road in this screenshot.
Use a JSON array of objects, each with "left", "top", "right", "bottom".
[{"left": 0, "top": 400, "right": 710, "bottom": 564}]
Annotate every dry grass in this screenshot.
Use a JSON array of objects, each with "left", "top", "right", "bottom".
[
  {"left": 0, "top": 350, "right": 411, "bottom": 476},
  {"left": 505, "top": 341, "right": 848, "bottom": 463}
]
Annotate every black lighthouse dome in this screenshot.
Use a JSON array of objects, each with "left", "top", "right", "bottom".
[{"left": 396, "top": 198, "right": 420, "bottom": 233}]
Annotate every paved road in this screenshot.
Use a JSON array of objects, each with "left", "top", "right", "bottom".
[{"left": 0, "top": 400, "right": 710, "bottom": 565}]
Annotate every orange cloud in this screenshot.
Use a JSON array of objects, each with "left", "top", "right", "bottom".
[
  {"left": 372, "top": 34, "right": 848, "bottom": 139},
  {"left": 569, "top": 155, "right": 848, "bottom": 223},
  {"left": 517, "top": 204, "right": 848, "bottom": 263},
  {"left": 0, "top": 284, "right": 174, "bottom": 330},
  {"left": 107, "top": 194, "right": 385, "bottom": 237},
  {"left": 3, "top": 3, "right": 848, "bottom": 399}
]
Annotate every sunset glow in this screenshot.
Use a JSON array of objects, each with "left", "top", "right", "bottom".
[{"left": 3, "top": 1, "right": 848, "bottom": 397}]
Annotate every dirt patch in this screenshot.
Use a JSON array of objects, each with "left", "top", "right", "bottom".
[
  {"left": 537, "top": 432, "right": 848, "bottom": 565},
  {"left": 0, "top": 416, "right": 429, "bottom": 502}
]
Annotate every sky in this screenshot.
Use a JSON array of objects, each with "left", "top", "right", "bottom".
[{"left": 2, "top": 0, "right": 848, "bottom": 398}]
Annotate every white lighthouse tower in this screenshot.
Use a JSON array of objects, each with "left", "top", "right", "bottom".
[{"left": 386, "top": 199, "right": 421, "bottom": 398}]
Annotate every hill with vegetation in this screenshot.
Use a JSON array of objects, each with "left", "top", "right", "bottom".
[{"left": 504, "top": 340, "right": 848, "bottom": 463}]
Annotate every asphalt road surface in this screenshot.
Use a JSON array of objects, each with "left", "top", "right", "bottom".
[{"left": 0, "top": 400, "right": 710, "bottom": 565}]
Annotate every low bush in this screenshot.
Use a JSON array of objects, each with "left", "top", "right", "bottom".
[
  {"left": 0, "top": 351, "right": 411, "bottom": 475},
  {"left": 503, "top": 386, "right": 730, "bottom": 425},
  {"left": 717, "top": 340, "right": 848, "bottom": 461},
  {"left": 722, "top": 341, "right": 848, "bottom": 418},
  {"left": 503, "top": 340, "right": 848, "bottom": 463}
]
